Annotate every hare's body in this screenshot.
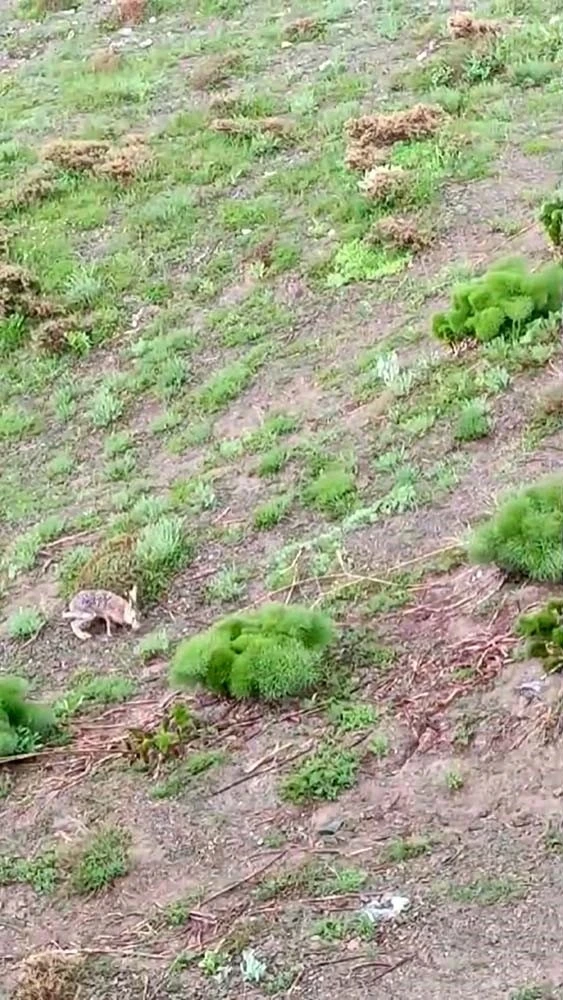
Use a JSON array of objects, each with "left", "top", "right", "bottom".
[{"left": 64, "top": 587, "right": 139, "bottom": 641}]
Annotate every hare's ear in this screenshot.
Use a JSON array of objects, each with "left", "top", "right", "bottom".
[{"left": 129, "top": 584, "right": 138, "bottom": 607}]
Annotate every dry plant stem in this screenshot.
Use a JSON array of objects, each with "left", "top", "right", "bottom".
[{"left": 198, "top": 851, "right": 286, "bottom": 909}]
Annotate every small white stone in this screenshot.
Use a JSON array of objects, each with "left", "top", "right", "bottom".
[
  {"left": 118, "top": 26, "right": 134, "bottom": 35},
  {"left": 139, "top": 37, "right": 153, "bottom": 47}
]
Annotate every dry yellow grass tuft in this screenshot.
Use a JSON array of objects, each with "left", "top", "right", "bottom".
[
  {"left": 0, "top": 166, "right": 58, "bottom": 213},
  {"left": 13, "top": 950, "right": 82, "bottom": 1000},
  {"left": 191, "top": 53, "right": 241, "bottom": 91},
  {"left": 42, "top": 136, "right": 149, "bottom": 183},
  {"left": 345, "top": 104, "right": 443, "bottom": 174},
  {"left": 89, "top": 47, "right": 122, "bottom": 72},
  {"left": 358, "top": 166, "right": 409, "bottom": 204},
  {"left": 367, "top": 214, "right": 432, "bottom": 251},
  {"left": 0, "top": 263, "right": 58, "bottom": 322},
  {"left": 283, "top": 16, "right": 325, "bottom": 41},
  {"left": 448, "top": 10, "right": 500, "bottom": 39}
]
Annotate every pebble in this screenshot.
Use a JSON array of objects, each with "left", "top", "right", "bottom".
[{"left": 139, "top": 38, "right": 153, "bottom": 47}]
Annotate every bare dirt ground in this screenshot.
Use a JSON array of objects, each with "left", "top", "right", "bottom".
[{"left": 2, "top": 0, "right": 563, "bottom": 997}]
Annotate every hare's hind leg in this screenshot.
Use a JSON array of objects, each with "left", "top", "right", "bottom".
[
  {"left": 70, "top": 615, "right": 95, "bottom": 641},
  {"left": 103, "top": 615, "right": 112, "bottom": 637}
]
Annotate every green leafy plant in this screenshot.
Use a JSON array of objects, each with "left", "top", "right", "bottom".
[
  {"left": 280, "top": 743, "right": 359, "bottom": 803},
  {"left": 468, "top": 477, "right": 563, "bottom": 581},
  {"left": 432, "top": 257, "right": 563, "bottom": 345},
  {"left": 517, "top": 599, "right": 563, "bottom": 672},
  {"left": 170, "top": 603, "right": 334, "bottom": 700},
  {"left": 540, "top": 192, "right": 563, "bottom": 250},
  {"left": 0, "top": 676, "right": 55, "bottom": 758},
  {"left": 70, "top": 826, "right": 131, "bottom": 894}
]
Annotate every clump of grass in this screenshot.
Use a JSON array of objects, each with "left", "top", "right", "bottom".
[
  {"left": 6, "top": 607, "right": 45, "bottom": 640},
  {"left": 257, "top": 446, "right": 289, "bottom": 477},
  {"left": 367, "top": 214, "right": 431, "bottom": 251},
  {"left": 0, "top": 676, "right": 54, "bottom": 758},
  {"left": 0, "top": 851, "right": 60, "bottom": 893},
  {"left": 358, "top": 165, "right": 409, "bottom": 205},
  {"left": 284, "top": 16, "right": 325, "bottom": 41},
  {"left": 454, "top": 398, "right": 491, "bottom": 441},
  {"left": 538, "top": 378, "right": 563, "bottom": 416},
  {"left": 540, "top": 192, "right": 563, "bottom": 251},
  {"left": 433, "top": 257, "right": 563, "bottom": 344},
  {"left": 328, "top": 701, "right": 378, "bottom": 732},
  {"left": 136, "top": 629, "right": 171, "bottom": 662},
  {"left": 70, "top": 826, "right": 131, "bottom": 894},
  {"left": 385, "top": 835, "right": 430, "bottom": 862},
  {"left": 191, "top": 52, "right": 241, "bottom": 91},
  {"left": 12, "top": 951, "right": 82, "bottom": 1000},
  {"left": 253, "top": 493, "right": 292, "bottom": 530},
  {"left": 171, "top": 603, "right": 334, "bottom": 700},
  {"left": 445, "top": 767, "right": 464, "bottom": 791},
  {"left": 468, "top": 477, "right": 563, "bottom": 581},
  {"left": 517, "top": 599, "right": 563, "bottom": 673},
  {"left": 151, "top": 750, "right": 226, "bottom": 799},
  {"left": 303, "top": 464, "right": 357, "bottom": 519},
  {"left": 77, "top": 518, "right": 192, "bottom": 606},
  {"left": 57, "top": 545, "right": 93, "bottom": 599},
  {"left": 448, "top": 11, "right": 500, "bottom": 39},
  {"left": 206, "top": 564, "right": 248, "bottom": 603},
  {"left": 345, "top": 104, "right": 443, "bottom": 172},
  {"left": 56, "top": 672, "right": 135, "bottom": 720},
  {"left": 280, "top": 744, "right": 359, "bottom": 803},
  {"left": 326, "top": 239, "right": 408, "bottom": 288}
]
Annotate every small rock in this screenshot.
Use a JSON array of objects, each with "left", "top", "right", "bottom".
[
  {"left": 311, "top": 805, "right": 344, "bottom": 836},
  {"left": 318, "top": 59, "right": 332, "bottom": 71},
  {"left": 517, "top": 679, "right": 544, "bottom": 701},
  {"left": 149, "top": 14, "right": 156, "bottom": 21},
  {"left": 280, "top": 40, "right": 292, "bottom": 48},
  {"left": 360, "top": 894, "right": 410, "bottom": 923},
  {"left": 118, "top": 26, "right": 134, "bottom": 35},
  {"left": 139, "top": 37, "right": 153, "bottom": 48}
]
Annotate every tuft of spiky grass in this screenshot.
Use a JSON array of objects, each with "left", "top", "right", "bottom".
[
  {"left": 303, "top": 464, "right": 358, "bottom": 519},
  {"left": 134, "top": 516, "right": 193, "bottom": 602},
  {"left": 136, "top": 629, "right": 171, "bottom": 662},
  {"left": 70, "top": 826, "right": 131, "bottom": 894},
  {"left": 206, "top": 564, "right": 248, "bottom": 604},
  {"left": 469, "top": 477, "right": 563, "bottom": 581},
  {"left": 517, "top": 598, "right": 563, "bottom": 673},
  {"left": 280, "top": 744, "right": 359, "bottom": 803},
  {"left": 0, "top": 676, "right": 54, "bottom": 758},
  {"left": 171, "top": 603, "right": 334, "bottom": 701},
  {"left": 253, "top": 493, "right": 293, "bottom": 530},
  {"left": 6, "top": 607, "right": 45, "bottom": 640},
  {"left": 454, "top": 398, "right": 491, "bottom": 441}
]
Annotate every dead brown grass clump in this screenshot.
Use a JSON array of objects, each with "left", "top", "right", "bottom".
[
  {"left": 347, "top": 103, "right": 444, "bottom": 146},
  {"left": 367, "top": 215, "right": 431, "bottom": 252},
  {"left": 32, "top": 317, "right": 88, "bottom": 355},
  {"left": 345, "top": 142, "right": 389, "bottom": 173},
  {"left": 42, "top": 138, "right": 111, "bottom": 172},
  {"left": 283, "top": 16, "right": 325, "bottom": 42},
  {"left": 116, "top": 0, "right": 146, "bottom": 25},
  {"left": 210, "top": 116, "right": 293, "bottom": 138},
  {"left": 448, "top": 10, "right": 500, "bottom": 39},
  {"left": 0, "top": 263, "right": 57, "bottom": 322},
  {"left": 42, "top": 136, "right": 149, "bottom": 183},
  {"left": 191, "top": 53, "right": 241, "bottom": 91},
  {"left": 358, "top": 166, "right": 409, "bottom": 204},
  {"left": 0, "top": 167, "right": 58, "bottom": 213},
  {"left": 538, "top": 378, "right": 563, "bottom": 416},
  {"left": 13, "top": 950, "right": 81, "bottom": 1000},
  {"left": 89, "top": 47, "right": 122, "bottom": 73}
]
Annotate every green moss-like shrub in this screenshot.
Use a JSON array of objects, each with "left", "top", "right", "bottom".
[
  {"left": 432, "top": 257, "right": 563, "bottom": 345},
  {"left": 540, "top": 193, "right": 563, "bottom": 250},
  {"left": 468, "top": 477, "right": 563, "bottom": 581},
  {"left": 170, "top": 603, "right": 334, "bottom": 700},
  {"left": 517, "top": 599, "right": 563, "bottom": 672},
  {"left": 0, "top": 676, "right": 55, "bottom": 757}
]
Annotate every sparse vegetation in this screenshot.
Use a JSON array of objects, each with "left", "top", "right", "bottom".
[
  {"left": 454, "top": 398, "right": 491, "bottom": 441},
  {"left": 540, "top": 192, "right": 563, "bottom": 250},
  {"left": 517, "top": 599, "right": 563, "bottom": 672},
  {"left": 5, "top": 606, "right": 45, "bottom": 640}
]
